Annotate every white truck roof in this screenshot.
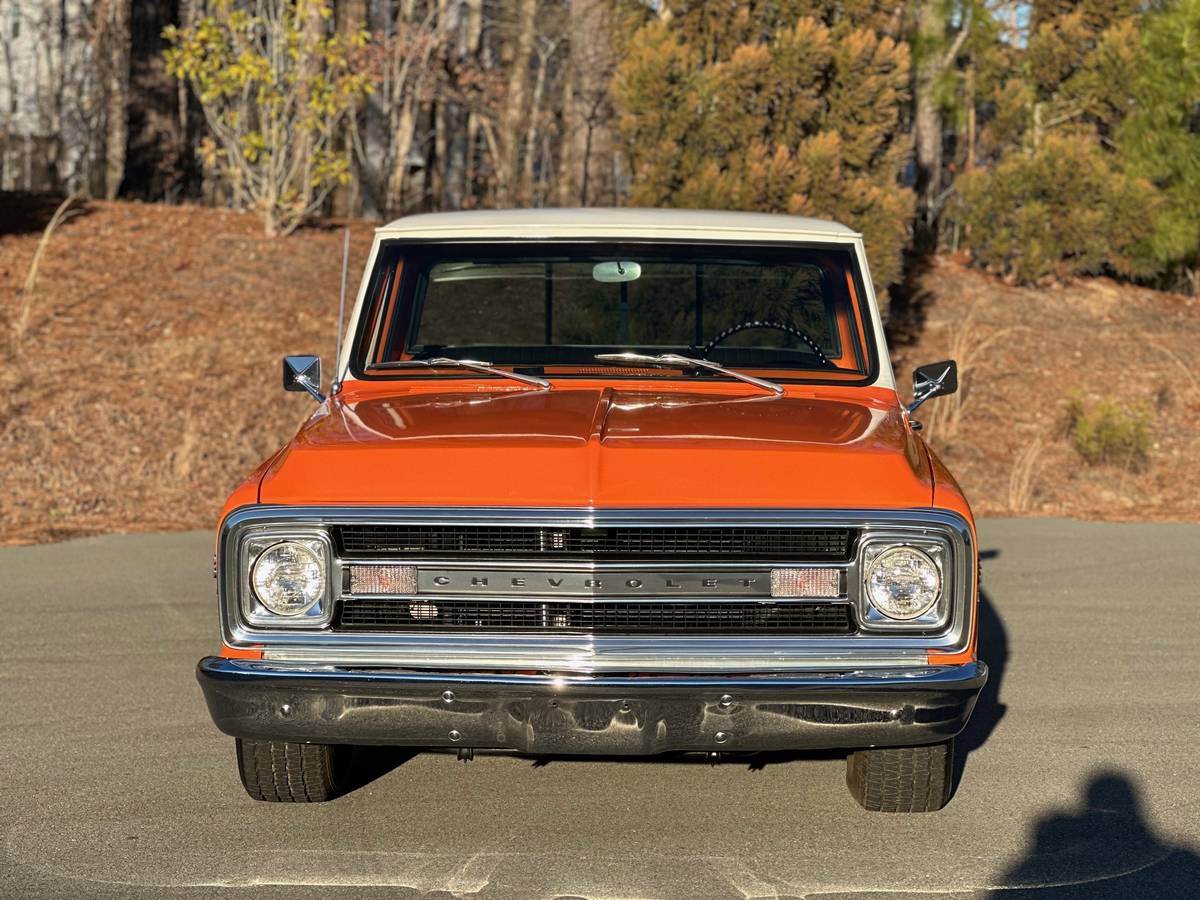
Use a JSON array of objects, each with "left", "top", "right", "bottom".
[{"left": 376, "top": 208, "right": 860, "bottom": 243}]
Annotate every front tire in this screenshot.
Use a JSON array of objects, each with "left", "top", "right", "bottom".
[
  {"left": 846, "top": 739, "right": 953, "bottom": 812},
  {"left": 235, "top": 738, "right": 349, "bottom": 802}
]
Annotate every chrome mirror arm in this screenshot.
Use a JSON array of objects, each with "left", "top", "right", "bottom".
[
  {"left": 293, "top": 374, "right": 326, "bottom": 404},
  {"left": 907, "top": 386, "right": 935, "bottom": 414}
]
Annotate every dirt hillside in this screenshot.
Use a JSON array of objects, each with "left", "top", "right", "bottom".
[{"left": 2, "top": 199, "right": 1197, "bottom": 543}]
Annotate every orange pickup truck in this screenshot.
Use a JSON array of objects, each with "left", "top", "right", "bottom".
[{"left": 197, "top": 209, "right": 985, "bottom": 812}]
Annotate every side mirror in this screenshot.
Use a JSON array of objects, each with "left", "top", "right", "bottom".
[
  {"left": 909, "top": 360, "right": 957, "bottom": 413},
  {"left": 283, "top": 355, "right": 325, "bottom": 403}
]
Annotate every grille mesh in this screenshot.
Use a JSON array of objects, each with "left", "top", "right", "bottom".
[
  {"left": 336, "top": 598, "right": 856, "bottom": 634},
  {"left": 336, "top": 525, "right": 855, "bottom": 561}
]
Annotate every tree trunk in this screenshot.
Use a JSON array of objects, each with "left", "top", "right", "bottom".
[
  {"left": 102, "top": 0, "right": 133, "bottom": 199},
  {"left": 358, "top": 0, "right": 394, "bottom": 218},
  {"left": 913, "top": 2, "right": 945, "bottom": 248},
  {"left": 558, "top": 0, "right": 614, "bottom": 207},
  {"left": 494, "top": 0, "right": 537, "bottom": 207},
  {"left": 521, "top": 41, "right": 553, "bottom": 204},
  {"left": 386, "top": 96, "right": 418, "bottom": 214},
  {"left": 964, "top": 60, "right": 976, "bottom": 171},
  {"left": 296, "top": 0, "right": 328, "bottom": 216},
  {"left": 333, "top": 0, "right": 369, "bottom": 217}
]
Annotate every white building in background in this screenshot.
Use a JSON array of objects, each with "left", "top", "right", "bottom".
[{"left": 0, "top": 0, "right": 101, "bottom": 193}]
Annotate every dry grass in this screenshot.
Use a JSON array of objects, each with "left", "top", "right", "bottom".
[
  {"left": 895, "top": 255, "right": 1200, "bottom": 521},
  {"left": 915, "top": 302, "right": 1017, "bottom": 443},
  {"left": 0, "top": 198, "right": 375, "bottom": 544},
  {"left": 14, "top": 195, "right": 83, "bottom": 351},
  {"left": 1007, "top": 439, "right": 1043, "bottom": 513}
]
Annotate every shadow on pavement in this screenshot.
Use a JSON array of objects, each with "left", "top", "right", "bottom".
[
  {"left": 987, "top": 772, "right": 1200, "bottom": 897},
  {"left": 342, "top": 746, "right": 418, "bottom": 795},
  {"left": 952, "top": 557, "right": 1009, "bottom": 794}
]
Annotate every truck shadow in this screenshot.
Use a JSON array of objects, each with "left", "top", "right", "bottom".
[
  {"left": 342, "top": 746, "right": 418, "bottom": 794},
  {"left": 986, "top": 771, "right": 1200, "bottom": 897},
  {"left": 952, "top": 568, "right": 1008, "bottom": 794}
]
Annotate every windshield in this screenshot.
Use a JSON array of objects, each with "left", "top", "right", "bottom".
[{"left": 355, "top": 242, "right": 875, "bottom": 383}]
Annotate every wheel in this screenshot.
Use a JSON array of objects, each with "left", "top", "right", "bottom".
[
  {"left": 235, "top": 738, "right": 349, "bottom": 802},
  {"left": 846, "top": 739, "right": 953, "bottom": 812}
]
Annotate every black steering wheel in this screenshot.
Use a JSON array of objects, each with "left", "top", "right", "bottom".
[{"left": 702, "top": 319, "right": 833, "bottom": 367}]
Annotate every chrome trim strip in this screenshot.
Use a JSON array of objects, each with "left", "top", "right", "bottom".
[
  {"left": 202, "top": 657, "right": 986, "bottom": 689},
  {"left": 219, "top": 506, "right": 974, "bottom": 674}
]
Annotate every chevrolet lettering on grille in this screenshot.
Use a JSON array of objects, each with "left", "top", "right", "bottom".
[{"left": 417, "top": 569, "right": 774, "bottom": 597}]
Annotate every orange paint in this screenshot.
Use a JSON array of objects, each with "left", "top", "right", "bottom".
[
  {"left": 257, "top": 381, "right": 934, "bottom": 510},
  {"left": 219, "top": 642, "right": 264, "bottom": 660},
  {"left": 926, "top": 445, "right": 979, "bottom": 664}
]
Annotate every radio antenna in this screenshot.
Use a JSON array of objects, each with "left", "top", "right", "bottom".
[{"left": 333, "top": 225, "right": 351, "bottom": 393}]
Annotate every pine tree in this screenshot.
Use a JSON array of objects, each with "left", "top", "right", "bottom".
[
  {"left": 1119, "top": 0, "right": 1200, "bottom": 294},
  {"left": 613, "top": 2, "right": 914, "bottom": 300},
  {"left": 953, "top": 1, "right": 1160, "bottom": 282}
]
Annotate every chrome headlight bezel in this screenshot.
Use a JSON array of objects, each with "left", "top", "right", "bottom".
[
  {"left": 238, "top": 528, "right": 334, "bottom": 629},
  {"left": 856, "top": 537, "right": 951, "bottom": 631}
]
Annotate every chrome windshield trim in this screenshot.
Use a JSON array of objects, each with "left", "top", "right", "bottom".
[
  {"left": 372, "top": 357, "right": 551, "bottom": 389},
  {"left": 594, "top": 352, "right": 784, "bottom": 395},
  {"left": 218, "top": 506, "right": 974, "bottom": 673}
]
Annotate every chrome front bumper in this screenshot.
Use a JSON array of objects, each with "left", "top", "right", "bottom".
[{"left": 197, "top": 658, "right": 987, "bottom": 754}]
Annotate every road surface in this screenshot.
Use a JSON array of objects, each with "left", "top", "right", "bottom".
[{"left": 2, "top": 519, "right": 1198, "bottom": 899}]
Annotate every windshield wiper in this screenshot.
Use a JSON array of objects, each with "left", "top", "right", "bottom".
[
  {"left": 373, "top": 357, "right": 551, "bottom": 390},
  {"left": 593, "top": 352, "right": 784, "bottom": 396}
]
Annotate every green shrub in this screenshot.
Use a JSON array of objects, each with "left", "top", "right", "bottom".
[
  {"left": 1119, "top": 0, "right": 1200, "bottom": 293},
  {"left": 1063, "top": 392, "right": 1152, "bottom": 470},
  {"left": 955, "top": 135, "right": 1160, "bottom": 283}
]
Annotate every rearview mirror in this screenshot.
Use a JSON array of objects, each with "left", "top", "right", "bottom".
[
  {"left": 592, "top": 260, "right": 641, "bottom": 283},
  {"left": 909, "top": 360, "right": 957, "bottom": 413},
  {"left": 283, "top": 355, "right": 325, "bottom": 403}
]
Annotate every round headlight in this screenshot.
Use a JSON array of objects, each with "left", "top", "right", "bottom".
[
  {"left": 251, "top": 541, "right": 326, "bottom": 616},
  {"left": 864, "top": 546, "right": 941, "bottom": 620}
]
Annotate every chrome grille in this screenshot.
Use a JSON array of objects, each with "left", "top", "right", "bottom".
[
  {"left": 336, "top": 597, "right": 857, "bottom": 635},
  {"left": 336, "top": 525, "right": 856, "bottom": 561}
]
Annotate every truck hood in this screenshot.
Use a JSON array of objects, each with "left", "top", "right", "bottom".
[{"left": 258, "top": 386, "right": 932, "bottom": 508}]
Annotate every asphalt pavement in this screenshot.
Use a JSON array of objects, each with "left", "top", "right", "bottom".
[{"left": 1, "top": 519, "right": 1198, "bottom": 899}]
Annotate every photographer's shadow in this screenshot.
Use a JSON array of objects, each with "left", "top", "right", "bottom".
[{"left": 988, "top": 772, "right": 1200, "bottom": 897}]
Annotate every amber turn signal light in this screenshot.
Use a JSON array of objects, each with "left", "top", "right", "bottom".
[
  {"left": 349, "top": 564, "right": 418, "bottom": 595},
  {"left": 769, "top": 567, "right": 841, "bottom": 598}
]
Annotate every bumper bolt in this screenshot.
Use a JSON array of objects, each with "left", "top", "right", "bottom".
[
  {"left": 718, "top": 694, "right": 734, "bottom": 710},
  {"left": 715, "top": 731, "right": 729, "bottom": 744},
  {"left": 278, "top": 703, "right": 292, "bottom": 717},
  {"left": 448, "top": 729, "right": 462, "bottom": 742},
  {"left": 442, "top": 690, "right": 455, "bottom": 703}
]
